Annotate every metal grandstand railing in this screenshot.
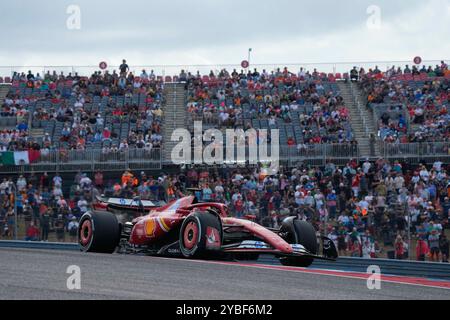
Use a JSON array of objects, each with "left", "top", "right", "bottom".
[
  {"left": 0, "top": 116, "right": 19, "bottom": 128},
  {"left": 0, "top": 60, "right": 446, "bottom": 79},
  {"left": 0, "top": 148, "right": 162, "bottom": 173},
  {"left": 161, "top": 144, "right": 360, "bottom": 167},
  {"left": 3, "top": 142, "right": 449, "bottom": 172},
  {"left": 380, "top": 142, "right": 450, "bottom": 160},
  {"left": 280, "top": 144, "right": 360, "bottom": 166}
]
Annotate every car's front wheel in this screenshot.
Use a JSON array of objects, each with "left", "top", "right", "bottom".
[
  {"left": 279, "top": 217, "right": 318, "bottom": 267},
  {"left": 179, "top": 211, "right": 223, "bottom": 258}
]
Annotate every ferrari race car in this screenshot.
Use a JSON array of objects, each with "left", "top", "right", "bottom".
[{"left": 78, "top": 196, "right": 338, "bottom": 267}]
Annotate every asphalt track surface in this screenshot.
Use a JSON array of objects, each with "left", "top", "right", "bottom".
[{"left": 0, "top": 248, "right": 449, "bottom": 300}]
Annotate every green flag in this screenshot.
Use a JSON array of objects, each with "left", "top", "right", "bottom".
[{"left": 1, "top": 152, "right": 15, "bottom": 165}]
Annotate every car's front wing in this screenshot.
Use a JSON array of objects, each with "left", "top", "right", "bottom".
[{"left": 222, "top": 240, "right": 337, "bottom": 261}]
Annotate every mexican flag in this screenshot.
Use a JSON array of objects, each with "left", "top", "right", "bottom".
[{"left": 0, "top": 150, "right": 40, "bottom": 166}]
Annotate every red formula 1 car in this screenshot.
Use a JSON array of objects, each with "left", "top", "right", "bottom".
[{"left": 78, "top": 196, "right": 337, "bottom": 267}]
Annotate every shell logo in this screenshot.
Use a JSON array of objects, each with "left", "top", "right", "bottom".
[{"left": 145, "top": 219, "right": 156, "bottom": 237}]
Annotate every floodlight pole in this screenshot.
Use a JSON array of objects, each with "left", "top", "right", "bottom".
[{"left": 248, "top": 48, "right": 252, "bottom": 68}]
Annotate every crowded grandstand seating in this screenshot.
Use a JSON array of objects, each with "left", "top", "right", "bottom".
[
  {"left": 184, "top": 68, "right": 358, "bottom": 159},
  {"left": 359, "top": 63, "right": 449, "bottom": 144},
  {"left": 1, "top": 70, "right": 164, "bottom": 156}
]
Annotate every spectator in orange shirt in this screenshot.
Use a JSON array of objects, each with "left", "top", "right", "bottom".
[{"left": 121, "top": 170, "right": 134, "bottom": 186}]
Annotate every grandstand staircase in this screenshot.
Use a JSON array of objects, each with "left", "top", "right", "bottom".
[
  {"left": 0, "top": 84, "right": 18, "bottom": 130},
  {"left": 337, "top": 82, "right": 380, "bottom": 159},
  {"left": 29, "top": 128, "right": 45, "bottom": 138},
  {"left": 162, "top": 83, "right": 188, "bottom": 164},
  {"left": 0, "top": 84, "right": 9, "bottom": 104}
]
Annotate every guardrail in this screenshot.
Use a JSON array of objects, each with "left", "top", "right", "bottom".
[
  {"left": 1, "top": 240, "right": 449, "bottom": 280},
  {"left": 0, "top": 240, "right": 79, "bottom": 251}
]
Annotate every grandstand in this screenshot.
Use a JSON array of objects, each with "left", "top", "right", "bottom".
[
  {"left": 0, "top": 62, "right": 449, "bottom": 262},
  {"left": 1, "top": 62, "right": 449, "bottom": 171}
]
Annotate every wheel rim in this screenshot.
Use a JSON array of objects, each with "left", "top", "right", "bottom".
[
  {"left": 79, "top": 219, "right": 92, "bottom": 246},
  {"left": 183, "top": 221, "right": 199, "bottom": 250}
]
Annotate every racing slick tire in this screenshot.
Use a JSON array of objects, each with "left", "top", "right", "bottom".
[
  {"left": 279, "top": 218, "right": 318, "bottom": 267},
  {"left": 179, "top": 211, "right": 223, "bottom": 258},
  {"left": 78, "top": 211, "right": 120, "bottom": 254}
]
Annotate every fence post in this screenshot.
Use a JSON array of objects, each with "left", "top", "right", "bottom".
[
  {"left": 125, "top": 149, "right": 130, "bottom": 169},
  {"left": 91, "top": 149, "right": 95, "bottom": 172}
]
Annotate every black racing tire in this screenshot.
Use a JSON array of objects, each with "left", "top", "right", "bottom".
[
  {"left": 279, "top": 256, "right": 314, "bottom": 267},
  {"left": 78, "top": 211, "right": 120, "bottom": 254},
  {"left": 293, "top": 220, "right": 318, "bottom": 255},
  {"left": 279, "top": 217, "right": 318, "bottom": 267},
  {"left": 179, "top": 211, "right": 223, "bottom": 258}
]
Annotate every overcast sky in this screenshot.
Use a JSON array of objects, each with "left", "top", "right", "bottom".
[{"left": 0, "top": 0, "right": 449, "bottom": 72}]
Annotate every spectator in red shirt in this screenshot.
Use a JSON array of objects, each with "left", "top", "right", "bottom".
[
  {"left": 102, "top": 128, "right": 112, "bottom": 142},
  {"left": 416, "top": 238, "right": 429, "bottom": 261},
  {"left": 394, "top": 235, "right": 405, "bottom": 259},
  {"left": 25, "top": 222, "right": 39, "bottom": 241},
  {"left": 287, "top": 137, "right": 295, "bottom": 146}
]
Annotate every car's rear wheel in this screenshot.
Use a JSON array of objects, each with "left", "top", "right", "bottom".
[
  {"left": 79, "top": 211, "right": 120, "bottom": 254},
  {"left": 279, "top": 217, "right": 318, "bottom": 267},
  {"left": 179, "top": 211, "right": 222, "bottom": 258}
]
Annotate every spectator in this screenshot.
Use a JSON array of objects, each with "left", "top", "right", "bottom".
[
  {"left": 25, "top": 222, "right": 39, "bottom": 241},
  {"left": 394, "top": 235, "right": 405, "bottom": 259},
  {"left": 428, "top": 229, "right": 441, "bottom": 262},
  {"left": 40, "top": 208, "right": 51, "bottom": 241},
  {"left": 119, "top": 59, "right": 129, "bottom": 76},
  {"left": 55, "top": 214, "right": 65, "bottom": 242},
  {"left": 416, "top": 237, "right": 429, "bottom": 261},
  {"left": 350, "top": 67, "right": 359, "bottom": 82},
  {"left": 68, "top": 216, "right": 79, "bottom": 242}
]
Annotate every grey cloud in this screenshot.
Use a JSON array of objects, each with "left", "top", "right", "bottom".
[{"left": 0, "top": 0, "right": 446, "bottom": 66}]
